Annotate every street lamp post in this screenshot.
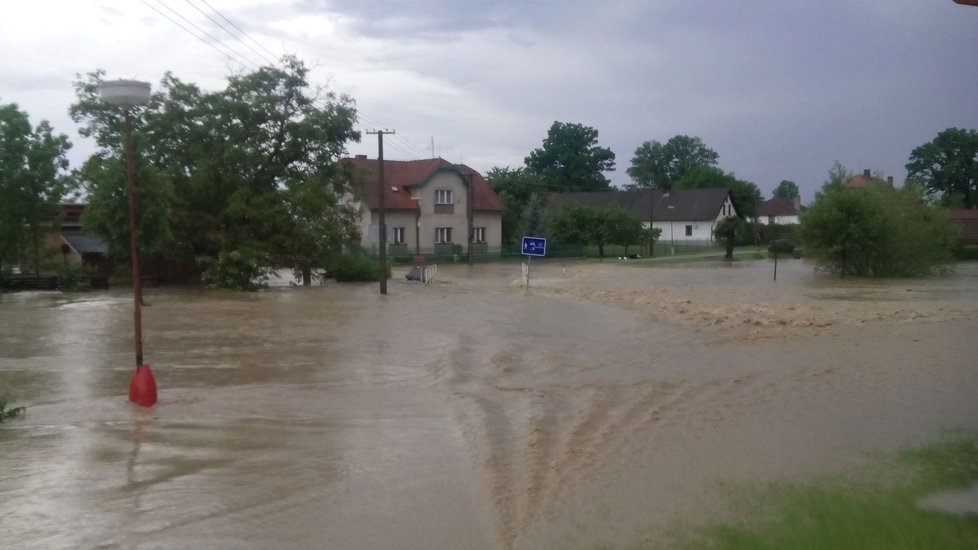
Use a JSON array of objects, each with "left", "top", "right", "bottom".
[{"left": 99, "top": 79, "right": 156, "bottom": 407}]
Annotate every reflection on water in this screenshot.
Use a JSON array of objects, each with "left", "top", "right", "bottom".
[{"left": 1, "top": 259, "right": 977, "bottom": 549}]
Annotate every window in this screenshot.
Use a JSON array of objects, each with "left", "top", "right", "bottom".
[
  {"left": 685, "top": 225, "right": 693, "bottom": 237},
  {"left": 392, "top": 227, "right": 405, "bottom": 244},
  {"left": 435, "top": 189, "right": 453, "bottom": 204},
  {"left": 473, "top": 227, "right": 486, "bottom": 244},
  {"left": 435, "top": 227, "right": 452, "bottom": 243}
]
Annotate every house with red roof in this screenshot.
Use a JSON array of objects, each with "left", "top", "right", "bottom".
[
  {"left": 343, "top": 156, "right": 505, "bottom": 257},
  {"left": 844, "top": 169, "right": 894, "bottom": 189}
]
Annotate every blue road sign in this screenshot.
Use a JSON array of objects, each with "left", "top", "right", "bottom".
[{"left": 521, "top": 236, "right": 547, "bottom": 257}]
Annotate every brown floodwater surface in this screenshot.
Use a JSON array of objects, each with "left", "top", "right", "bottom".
[{"left": 2, "top": 259, "right": 977, "bottom": 549}]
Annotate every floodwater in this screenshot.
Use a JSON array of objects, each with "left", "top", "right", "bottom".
[{"left": 1, "top": 259, "right": 977, "bottom": 549}]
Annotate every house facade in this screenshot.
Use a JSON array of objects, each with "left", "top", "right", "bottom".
[
  {"left": 547, "top": 188, "right": 737, "bottom": 246},
  {"left": 344, "top": 156, "right": 505, "bottom": 257}
]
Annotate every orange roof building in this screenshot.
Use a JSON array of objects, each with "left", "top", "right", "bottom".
[{"left": 343, "top": 156, "right": 505, "bottom": 257}]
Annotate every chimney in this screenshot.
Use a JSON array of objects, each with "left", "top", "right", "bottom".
[
  {"left": 887, "top": 176, "right": 893, "bottom": 187},
  {"left": 355, "top": 154, "right": 367, "bottom": 159},
  {"left": 863, "top": 169, "right": 871, "bottom": 177},
  {"left": 792, "top": 196, "right": 801, "bottom": 211}
]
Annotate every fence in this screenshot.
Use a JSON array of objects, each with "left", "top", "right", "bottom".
[{"left": 365, "top": 241, "right": 733, "bottom": 263}]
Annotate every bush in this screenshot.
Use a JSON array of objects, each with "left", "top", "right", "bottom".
[
  {"left": 198, "top": 247, "right": 274, "bottom": 290},
  {"left": 755, "top": 223, "right": 798, "bottom": 246},
  {"left": 799, "top": 186, "right": 958, "bottom": 277},
  {"left": 57, "top": 263, "right": 92, "bottom": 292},
  {"left": 329, "top": 253, "right": 390, "bottom": 282},
  {"left": 768, "top": 239, "right": 796, "bottom": 256},
  {"left": 954, "top": 246, "right": 978, "bottom": 261}
]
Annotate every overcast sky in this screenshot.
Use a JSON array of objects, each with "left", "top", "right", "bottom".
[{"left": 2, "top": 1, "right": 976, "bottom": 202}]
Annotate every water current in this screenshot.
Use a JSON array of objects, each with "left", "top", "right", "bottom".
[{"left": 2, "top": 259, "right": 977, "bottom": 548}]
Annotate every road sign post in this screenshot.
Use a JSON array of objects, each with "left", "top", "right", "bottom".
[{"left": 521, "top": 236, "right": 546, "bottom": 288}]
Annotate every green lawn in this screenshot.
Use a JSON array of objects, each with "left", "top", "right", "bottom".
[{"left": 677, "top": 438, "right": 978, "bottom": 550}]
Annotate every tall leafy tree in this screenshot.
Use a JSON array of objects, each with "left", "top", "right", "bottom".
[
  {"left": 772, "top": 180, "right": 800, "bottom": 199},
  {"left": 799, "top": 185, "right": 957, "bottom": 277},
  {"left": 817, "top": 161, "right": 852, "bottom": 198},
  {"left": 0, "top": 103, "right": 73, "bottom": 275},
  {"left": 486, "top": 166, "right": 545, "bottom": 243},
  {"left": 627, "top": 135, "right": 719, "bottom": 191},
  {"left": 70, "top": 57, "right": 361, "bottom": 288},
  {"left": 525, "top": 121, "right": 615, "bottom": 192},
  {"left": 675, "top": 166, "right": 762, "bottom": 219},
  {"left": 906, "top": 127, "right": 978, "bottom": 208}
]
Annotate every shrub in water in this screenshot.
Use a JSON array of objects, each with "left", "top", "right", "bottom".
[
  {"left": 768, "top": 239, "right": 796, "bottom": 257},
  {"left": 330, "top": 254, "right": 390, "bottom": 282},
  {"left": 198, "top": 248, "right": 273, "bottom": 290},
  {"left": 57, "top": 263, "right": 92, "bottom": 292},
  {"left": 0, "top": 395, "right": 25, "bottom": 422}
]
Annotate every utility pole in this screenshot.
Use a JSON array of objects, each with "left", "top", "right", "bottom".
[{"left": 368, "top": 129, "right": 395, "bottom": 295}]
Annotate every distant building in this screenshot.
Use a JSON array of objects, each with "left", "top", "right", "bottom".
[
  {"left": 342, "top": 156, "right": 505, "bottom": 257},
  {"left": 54, "top": 204, "right": 112, "bottom": 278},
  {"left": 756, "top": 197, "right": 803, "bottom": 225},
  {"left": 547, "top": 188, "right": 737, "bottom": 245},
  {"left": 844, "top": 169, "right": 894, "bottom": 189},
  {"left": 948, "top": 209, "right": 978, "bottom": 245}
]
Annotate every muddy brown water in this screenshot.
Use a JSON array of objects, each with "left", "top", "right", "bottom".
[{"left": 2, "top": 259, "right": 977, "bottom": 549}]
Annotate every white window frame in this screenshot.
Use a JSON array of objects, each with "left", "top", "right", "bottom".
[
  {"left": 392, "top": 227, "right": 405, "bottom": 244},
  {"left": 473, "top": 227, "right": 486, "bottom": 244},
  {"left": 435, "top": 227, "right": 453, "bottom": 243},
  {"left": 435, "top": 189, "right": 453, "bottom": 205}
]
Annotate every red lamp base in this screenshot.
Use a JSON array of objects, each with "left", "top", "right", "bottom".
[{"left": 129, "top": 365, "right": 158, "bottom": 407}]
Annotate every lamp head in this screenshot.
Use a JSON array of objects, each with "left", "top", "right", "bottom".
[{"left": 99, "top": 79, "right": 151, "bottom": 107}]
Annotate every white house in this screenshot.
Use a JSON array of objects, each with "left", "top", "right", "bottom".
[
  {"left": 756, "top": 197, "right": 803, "bottom": 225},
  {"left": 548, "top": 188, "right": 738, "bottom": 246}
]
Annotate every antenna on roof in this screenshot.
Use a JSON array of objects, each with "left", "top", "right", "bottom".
[{"left": 431, "top": 136, "right": 435, "bottom": 159}]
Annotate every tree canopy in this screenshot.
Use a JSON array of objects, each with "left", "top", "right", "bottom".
[
  {"left": 0, "top": 102, "right": 74, "bottom": 276},
  {"left": 906, "top": 127, "right": 978, "bottom": 209},
  {"left": 675, "top": 166, "right": 762, "bottom": 219},
  {"left": 799, "top": 184, "right": 957, "bottom": 277},
  {"left": 544, "top": 204, "right": 643, "bottom": 258},
  {"left": 773, "top": 180, "right": 800, "bottom": 199},
  {"left": 713, "top": 216, "right": 749, "bottom": 260},
  {"left": 486, "top": 166, "right": 545, "bottom": 243},
  {"left": 627, "top": 135, "right": 719, "bottom": 191},
  {"left": 525, "top": 121, "right": 615, "bottom": 192},
  {"left": 70, "top": 57, "right": 361, "bottom": 288}
]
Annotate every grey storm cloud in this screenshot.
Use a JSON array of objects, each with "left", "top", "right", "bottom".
[{"left": 1, "top": 0, "right": 976, "bottom": 201}]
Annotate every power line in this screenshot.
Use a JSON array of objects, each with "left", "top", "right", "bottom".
[
  {"left": 357, "top": 113, "right": 428, "bottom": 159},
  {"left": 196, "top": 0, "right": 281, "bottom": 63},
  {"left": 185, "top": 0, "right": 279, "bottom": 66},
  {"left": 142, "top": 0, "right": 259, "bottom": 71},
  {"left": 141, "top": 2, "right": 430, "bottom": 164}
]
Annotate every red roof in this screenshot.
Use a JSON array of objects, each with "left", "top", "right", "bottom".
[{"left": 344, "top": 156, "right": 505, "bottom": 212}]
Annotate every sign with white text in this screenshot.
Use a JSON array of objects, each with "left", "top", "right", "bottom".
[{"left": 521, "top": 236, "right": 547, "bottom": 257}]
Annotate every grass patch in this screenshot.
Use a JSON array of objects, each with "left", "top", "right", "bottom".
[{"left": 680, "top": 438, "right": 978, "bottom": 550}]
